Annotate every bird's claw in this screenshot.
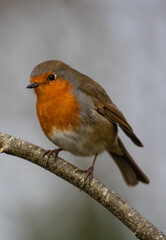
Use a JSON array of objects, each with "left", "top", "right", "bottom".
[
  {"left": 43, "top": 148, "right": 62, "bottom": 168},
  {"left": 76, "top": 166, "right": 94, "bottom": 189}
]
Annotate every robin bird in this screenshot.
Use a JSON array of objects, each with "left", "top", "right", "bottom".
[{"left": 27, "top": 60, "right": 149, "bottom": 186}]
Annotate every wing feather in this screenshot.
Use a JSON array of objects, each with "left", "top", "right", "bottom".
[{"left": 80, "top": 80, "right": 143, "bottom": 147}]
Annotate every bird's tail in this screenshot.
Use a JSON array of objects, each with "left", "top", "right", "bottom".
[{"left": 108, "top": 138, "right": 149, "bottom": 186}]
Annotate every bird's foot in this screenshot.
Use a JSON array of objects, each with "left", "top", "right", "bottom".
[
  {"left": 76, "top": 153, "right": 98, "bottom": 189},
  {"left": 43, "top": 148, "right": 62, "bottom": 168},
  {"left": 77, "top": 166, "right": 94, "bottom": 188}
]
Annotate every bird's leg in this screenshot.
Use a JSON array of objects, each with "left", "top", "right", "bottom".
[
  {"left": 43, "top": 148, "right": 62, "bottom": 168},
  {"left": 77, "top": 153, "right": 98, "bottom": 187}
]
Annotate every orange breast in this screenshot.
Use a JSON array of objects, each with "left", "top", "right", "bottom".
[{"left": 35, "top": 79, "right": 81, "bottom": 135}]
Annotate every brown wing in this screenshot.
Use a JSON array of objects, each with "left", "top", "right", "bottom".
[
  {"left": 99, "top": 102, "right": 143, "bottom": 147},
  {"left": 80, "top": 80, "right": 143, "bottom": 147}
]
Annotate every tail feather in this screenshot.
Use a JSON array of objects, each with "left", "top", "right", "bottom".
[{"left": 108, "top": 138, "right": 149, "bottom": 186}]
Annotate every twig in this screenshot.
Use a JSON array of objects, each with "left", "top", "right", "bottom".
[{"left": 0, "top": 132, "right": 165, "bottom": 240}]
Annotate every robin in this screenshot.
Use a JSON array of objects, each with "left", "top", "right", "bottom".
[{"left": 27, "top": 60, "right": 149, "bottom": 186}]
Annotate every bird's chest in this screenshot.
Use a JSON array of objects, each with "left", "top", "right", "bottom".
[{"left": 36, "top": 89, "right": 81, "bottom": 136}]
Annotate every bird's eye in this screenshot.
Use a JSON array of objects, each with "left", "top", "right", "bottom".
[{"left": 48, "top": 74, "right": 56, "bottom": 81}]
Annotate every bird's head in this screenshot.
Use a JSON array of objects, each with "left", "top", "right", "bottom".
[{"left": 27, "top": 60, "right": 75, "bottom": 97}]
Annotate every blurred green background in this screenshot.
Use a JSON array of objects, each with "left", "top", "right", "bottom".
[{"left": 0, "top": 0, "right": 166, "bottom": 239}]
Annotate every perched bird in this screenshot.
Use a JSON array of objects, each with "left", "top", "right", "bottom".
[{"left": 27, "top": 60, "right": 149, "bottom": 186}]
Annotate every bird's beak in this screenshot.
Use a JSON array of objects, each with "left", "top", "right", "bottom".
[{"left": 26, "top": 82, "right": 39, "bottom": 88}]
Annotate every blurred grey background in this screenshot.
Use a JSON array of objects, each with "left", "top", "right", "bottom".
[{"left": 0, "top": 0, "right": 166, "bottom": 239}]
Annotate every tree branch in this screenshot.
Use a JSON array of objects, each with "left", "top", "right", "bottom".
[{"left": 0, "top": 132, "right": 165, "bottom": 240}]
